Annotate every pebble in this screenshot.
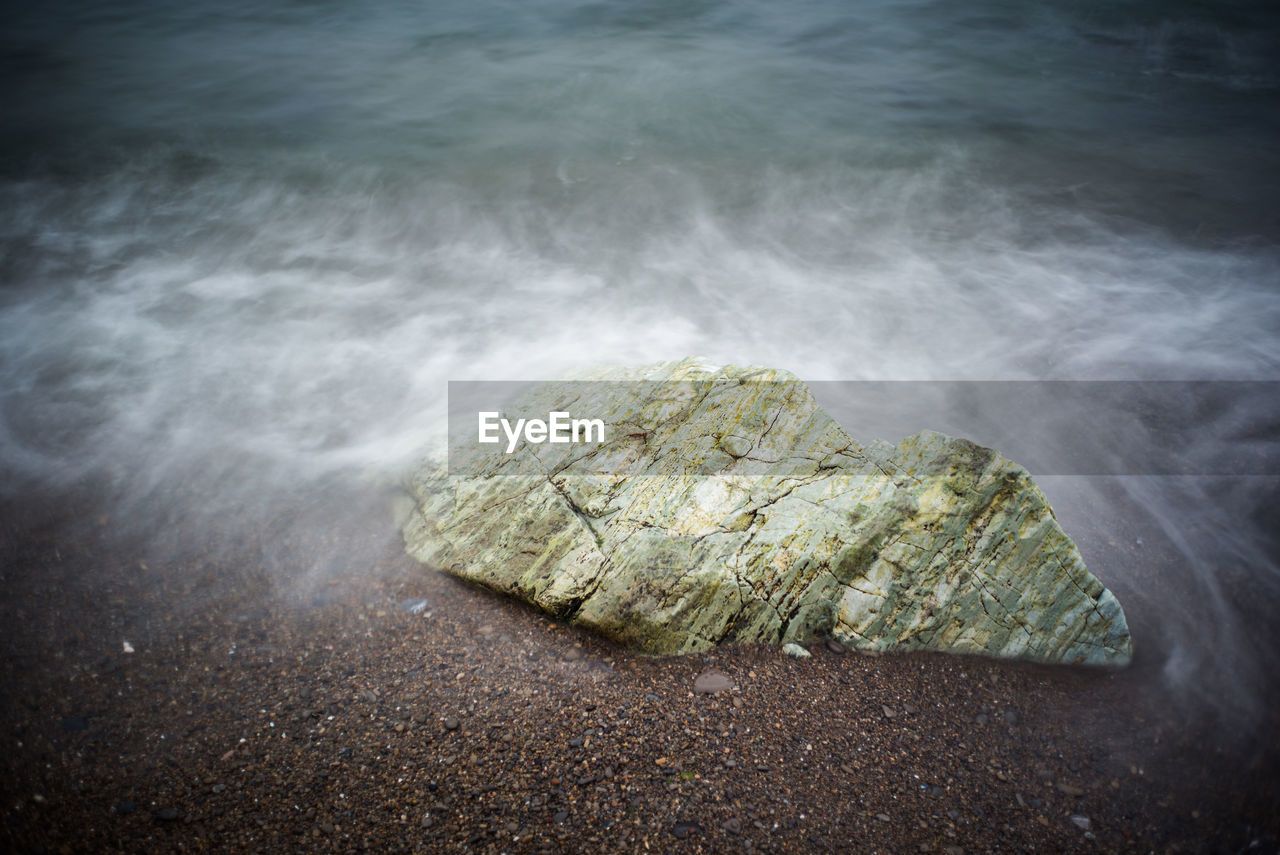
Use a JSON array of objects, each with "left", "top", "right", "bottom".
[
  {"left": 443, "top": 717, "right": 460, "bottom": 731},
  {"left": 782, "top": 643, "right": 811, "bottom": 658},
  {"left": 693, "top": 670, "right": 734, "bottom": 694},
  {"left": 825, "top": 639, "right": 846, "bottom": 654},
  {"left": 1003, "top": 710, "right": 1018, "bottom": 726},
  {"left": 974, "top": 713, "right": 989, "bottom": 726},
  {"left": 672, "top": 820, "right": 702, "bottom": 839},
  {"left": 1070, "top": 814, "right": 1092, "bottom": 831},
  {"left": 399, "top": 598, "right": 429, "bottom": 615},
  {"left": 1056, "top": 782, "right": 1085, "bottom": 796},
  {"left": 113, "top": 801, "right": 136, "bottom": 815},
  {"left": 882, "top": 706, "right": 897, "bottom": 719},
  {"left": 876, "top": 813, "right": 891, "bottom": 822},
  {"left": 155, "top": 807, "right": 179, "bottom": 822},
  {"left": 568, "top": 736, "right": 584, "bottom": 748},
  {"left": 722, "top": 817, "right": 743, "bottom": 834}
]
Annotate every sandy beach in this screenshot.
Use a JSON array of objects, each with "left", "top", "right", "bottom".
[{"left": 2, "top": 482, "right": 1276, "bottom": 855}]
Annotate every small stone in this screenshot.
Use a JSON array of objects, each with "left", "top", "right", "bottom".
[
  {"left": 155, "top": 807, "right": 179, "bottom": 822},
  {"left": 944, "top": 846, "right": 965, "bottom": 855},
  {"left": 1003, "top": 710, "right": 1018, "bottom": 726},
  {"left": 672, "top": 820, "right": 702, "bottom": 839},
  {"left": 563, "top": 646, "right": 583, "bottom": 662},
  {"left": 568, "top": 736, "right": 584, "bottom": 749},
  {"left": 443, "top": 717, "right": 460, "bottom": 731},
  {"left": 211, "top": 783, "right": 226, "bottom": 794},
  {"left": 1070, "top": 815, "right": 1092, "bottom": 831},
  {"left": 400, "top": 598, "right": 429, "bottom": 615},
  {"left": 576, "top": 775, "right": 596, "bottom": 786},
  {"left": 1056, "top": 782, "right": 1085, "bottom": 796},
  {"left": 724, "top": 759, "right": 737, "bottom": 768},
  {"left": 882, "top": 706, "right": 897, "bottom": 719},
  {"left": 825, "top": 639, "right": 846, "bottom": 654},
  {"left": 732, "top": 697, "right": 744, "bottom": 709},
  {"left": 553, "top": 810, "right": 568, "bottom": 823},
  {"left": 782, "top": 643, "right": 811, "bottom": 659},
  {"left": 974, "top": 713, "right": 989, "bottom": 726},
  {"left": 694, "top": 671, "right": 734, "bottom": 694},
  {"left": 722, "top": 817, "right": 742, "bottom": 834},
  {"left": 114, "top": 801, "right": 136, "bottom": 815},
  {"left": 876, "top": 813, "right": 891, "bottom": 822}
]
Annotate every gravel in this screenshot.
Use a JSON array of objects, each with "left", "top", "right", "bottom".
[{"left": 1, "top": 482, "right": 1277, "bottom": 854}]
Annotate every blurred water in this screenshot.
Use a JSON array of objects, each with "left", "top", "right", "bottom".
[{"left": 1, "top": 0, "right": 1278, "bottom": 718}]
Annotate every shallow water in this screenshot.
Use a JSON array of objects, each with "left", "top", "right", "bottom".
[{"left": 2, "top": 0, "right": 1278, "bottom": 721}]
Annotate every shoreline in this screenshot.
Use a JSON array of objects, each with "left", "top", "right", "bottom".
[{"left": 1, "top": 483, "right": 1277, "bottom": 853}]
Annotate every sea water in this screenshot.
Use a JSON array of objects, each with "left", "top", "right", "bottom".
[{"left": 2, "top": 0, "right": 1277, "bottom": 718}]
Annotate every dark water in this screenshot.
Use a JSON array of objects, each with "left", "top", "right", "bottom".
[{"left": 2, "top": 1, "right": 1278, "bottom": 719}]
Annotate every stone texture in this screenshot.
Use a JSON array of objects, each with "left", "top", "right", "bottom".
[{"left": 402, "top": 358, "right": 1131, "bottom": 666}]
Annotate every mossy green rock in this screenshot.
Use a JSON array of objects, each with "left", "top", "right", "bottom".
[{"left": 403, "top": 358, "right": 1131, "bottom": 666}]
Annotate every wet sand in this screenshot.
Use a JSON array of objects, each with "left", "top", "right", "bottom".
[{"left": 1, "top": 482, "right": 1277, "bottom": 854}]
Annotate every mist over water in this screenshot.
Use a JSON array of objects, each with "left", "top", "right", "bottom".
[{"left": 2, "top": 1, "right": 1278, "bottom": 720}]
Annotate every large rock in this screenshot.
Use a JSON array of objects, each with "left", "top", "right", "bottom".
[{"left": 402, "top": 358, "right": 1131, "bottom": 666}]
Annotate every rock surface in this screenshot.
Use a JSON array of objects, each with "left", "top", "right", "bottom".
[{"left": 402, "top": 358, "right": 1131, "bottom": 665}]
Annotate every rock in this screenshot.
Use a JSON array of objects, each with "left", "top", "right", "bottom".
[
  {"left": 672, "top": 820, "right": 702, "bottom": 839},
  {"left": 882, "top": 705, "right": 897, "bottom": 719},
  {"left": 782, "top": 642, "right": 811, "bottom": 659},
  {"left": 403, "top": 358, "right": 1132, "bottom": 665},
  {"left": 443, "top": 717, "right": 459, "bottom": 731},
  {"left": 1070, "top": 814, "right": 1092, "bottom": 831},
  {"left": 722, "top": 817, "right": 742, "bottom": 834},
  {"left": 693, "top": 670, "right": 734, "bottom": 694},
  {"left": 825, "top": 639, "right": 846, "bottom": 654}
]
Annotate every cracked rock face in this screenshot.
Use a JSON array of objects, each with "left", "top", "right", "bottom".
[{"left": 402, "top": 358, "right": 1132, "bottom": 666}]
